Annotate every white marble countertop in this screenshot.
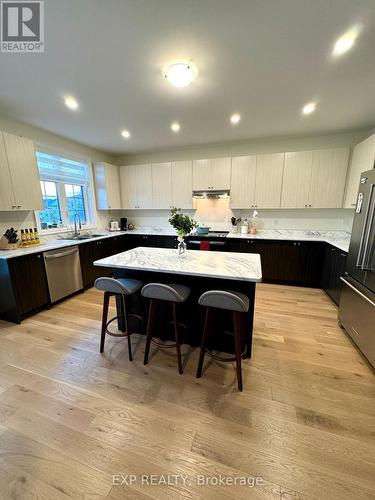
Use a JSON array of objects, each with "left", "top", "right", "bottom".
[
  {"left": 0, "top": 227, "right": 350, "bottom": 259},
  {"left": 226, "top": 229, "right": 351, "bottom": 253},
  {"left": 94, "top": 246, "right": 262, "bottom": 282}
]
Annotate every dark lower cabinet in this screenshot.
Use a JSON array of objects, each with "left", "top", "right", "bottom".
[
  {"left": 322, "top": 245, "right": 347, "bottom": 305},
  {"left": 226, "top": 239, "right": 325, "bottom": 287},
  {"left": 0, "top": 252, "right": 49, "bottom": 323}
]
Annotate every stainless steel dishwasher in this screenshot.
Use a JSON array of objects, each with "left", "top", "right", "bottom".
[{"left": 44, "top": 245, "right": 83, "bottom": 303}]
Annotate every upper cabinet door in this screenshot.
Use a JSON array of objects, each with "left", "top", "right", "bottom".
[
  {"left": 120, "top": 165, "right": 137, "bottom": 208},
  {"left": 255, "top": 153, "right": 284, "bottom": 208},
  {"left": 192, "top": 157, "right": 231, "bottom": 190},
  {"left": 0, "top": 133, "right": 16, "bottom": 210},
  {"left": 152, "top": 162, "right": 172, "bottom": 209},
  {"left": 344, "top": 134, "right": 375, "bottom": 208},
  {"left": 281, "top": 151, "right": 313, "bottom": 208},
  {"left": 3, "top": 133, "right": 43, "bottom": 210},
  {"left": 93, "top": 162, "right": 122, "bottom": 210},
  {"left": 171, "top": 160, "right": 193, "bottom": 209},
  {"left": 309, "top": 148, "right": 349, "bottom": 208},
  {"left": 230, "top": 155, "right": 256, "bottom": 209},
  {"left": 135, "top": 164, "right": 153, "bottom": 209},
  {"left": 210, "top": 157, "right": 231, "bottom": 190},
  {"left": 193, "top": 159, "right": 212, "bottom": 190}
]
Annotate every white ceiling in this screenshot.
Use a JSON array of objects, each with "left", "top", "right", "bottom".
[{"left": 0, "top": 0, "right": 374, "bottom": 154}]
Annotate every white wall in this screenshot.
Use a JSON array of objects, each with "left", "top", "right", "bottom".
[{"left": 121, "top": 199, "right": 354, "bottom": 233}]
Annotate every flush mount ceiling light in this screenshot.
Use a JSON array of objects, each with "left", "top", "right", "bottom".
[
  {"left": 302, "top": 102, "right": 317, "bottom": 115},
  {"left": 121, "top": 129, "right": 131, "bottom": 139},
  {"left": 171, "top": 122, "right": 180, "bottom": 132},
  {"left": 164, "top": 63, "right": 195, "bottom": 87},
  {"left": 230, "top": 113, "right": 241, "bottom": 125},
  {"left": 333, "top": 26, "right": 361, "bottom": 56},
  {"left": 64, "top": 95, "right": 79, "bottom": 110}
]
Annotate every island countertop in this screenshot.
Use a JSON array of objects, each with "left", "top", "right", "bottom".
[{"left": 94, "top": 246, "right": 262, "bottom": 282}]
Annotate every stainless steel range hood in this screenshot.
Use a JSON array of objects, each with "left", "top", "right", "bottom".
[{"left": 192, "top": 189, "right": 230, "bottom": 199}]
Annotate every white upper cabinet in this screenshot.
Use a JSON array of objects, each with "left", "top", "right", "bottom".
[
  {"left": 344, "top": 134, "right": 375, "bottom": 208},
  {"left": 193, "top": 157, "right": 231, "bottom": 191},
  {"left": 230, "top": 153, "right": 284, "bottom": 209},
  {"left": 152, "top": 162, "right": 172, "bottom": 209},
  {"left": 120, "top": 164, "right": 153, "bottom": 209},
  {"left": 1, "top": 132, "right": 43, "bottom": 211},
  {"left": 282, "top": 148, "right": 349, "bottom": 208},
  {"left": 0, "top": 133, "right": 16, "bottom": 211},
  {"left": 254, "top": 153, "right": 284, "bottom": 208},
  {"left": 281, "top": 151, "right": 313, "bottom": 208},
  {"left": 230, "top": 155, "right": 256, "bottom": 208},
  {"left": 309, "top": 148, "right": 349, "bottom": 208},
  {"left": 93, "top": 162, "right": 122, "bottom": 210},
  {"left": 171, "top": 160, "right": 193, "bottom": 209}
]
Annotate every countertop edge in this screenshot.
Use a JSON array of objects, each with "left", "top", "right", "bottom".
[{"left": 0, "top": 230, "right": 350, "bottom": 259}]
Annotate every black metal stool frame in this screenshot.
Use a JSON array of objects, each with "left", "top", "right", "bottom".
[
  {"left": 196, "top": 306, "right": 246, "bottom": 391},
  {"left": 100, "top": 291, "right": 143, "bottom": 361}
]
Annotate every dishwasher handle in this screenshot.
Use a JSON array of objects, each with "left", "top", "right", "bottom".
[{"left": 44, "top": 248, "right": 79, "bottom": 260}]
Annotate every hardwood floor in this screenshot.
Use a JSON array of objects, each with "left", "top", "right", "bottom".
[{"left": 0, "top": 283, "right": 374, "bottom": 499}]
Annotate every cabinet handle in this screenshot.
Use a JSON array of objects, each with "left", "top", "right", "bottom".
[
  {"left": 17, "top": 205, "right": 22, "bottom": 208},
  {"left": 11, "top": 205, "right": 16, "bottom": 209}
]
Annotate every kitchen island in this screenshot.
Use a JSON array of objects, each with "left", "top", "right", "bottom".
[{"left": 94, "top": 247, "right": 262, "bottom": 356}]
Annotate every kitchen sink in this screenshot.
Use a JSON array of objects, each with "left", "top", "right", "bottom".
[{"left": 58, "top": 233, "right": 107, "bottom": 241}]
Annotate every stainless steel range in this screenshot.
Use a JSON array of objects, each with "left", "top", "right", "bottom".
[{"left": 187, "top": 231, "right": 229, "bottom": 250}]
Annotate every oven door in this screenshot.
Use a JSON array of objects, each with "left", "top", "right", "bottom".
[{"left": 187, "top": 240, "right": 227, "bottom": 251}]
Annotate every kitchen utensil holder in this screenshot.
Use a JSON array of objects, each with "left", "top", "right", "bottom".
[{"left": 0, "top": 236, "right": 18, "bottom": 251}]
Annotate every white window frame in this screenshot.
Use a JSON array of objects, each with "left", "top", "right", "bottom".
[{"left": 34, "top": 145, "right": 97, "bottom": 235}]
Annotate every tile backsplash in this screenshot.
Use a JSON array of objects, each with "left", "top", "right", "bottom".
[{"left": 0, "top": 199, "right": 354, "bottom": 241}]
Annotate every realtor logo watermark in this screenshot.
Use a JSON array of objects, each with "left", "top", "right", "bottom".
[{"left": 1, "top": 1, "right": 44, "bottom": 52}]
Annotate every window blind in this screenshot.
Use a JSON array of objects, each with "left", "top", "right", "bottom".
[{"left": 36, "top": 151, "right": 89, "bottom": 184}]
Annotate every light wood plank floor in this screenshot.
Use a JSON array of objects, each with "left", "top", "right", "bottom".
[{"left": 0, "top": 283, "right": 374, "bottom": 499}]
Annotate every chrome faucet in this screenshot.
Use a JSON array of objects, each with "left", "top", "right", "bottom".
[{"left": 73, "top": 213, "right": 81, "bottom": 237}]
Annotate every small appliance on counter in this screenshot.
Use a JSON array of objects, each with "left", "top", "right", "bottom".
[
  {"left": 109, "top": 220, "right": 119, "bottom": 231},
  {"left": 120, "top": 217, "right": 128, "bottom": 231}
]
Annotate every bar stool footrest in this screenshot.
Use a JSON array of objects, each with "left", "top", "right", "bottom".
[
  {"left": 206, "top": 347, "right": 247, "bottom": 363},
  {"left": 105, "top": 313, "right": 143, "bottom": 337}
]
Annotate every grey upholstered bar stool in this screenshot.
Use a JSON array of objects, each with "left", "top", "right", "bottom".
[
  {"left": 141, "top": 283, "right": 191, "bottom": 374},
  {"left": 196, "top": 290, "right": 250, "bottom": 391},
  {"left": 95, "top": 277, "right": 143, "bottom": 360}
]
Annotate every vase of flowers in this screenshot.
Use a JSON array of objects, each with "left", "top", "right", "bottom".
[{"left": 168, "top": 207, "right": 198, "bottom": 258}]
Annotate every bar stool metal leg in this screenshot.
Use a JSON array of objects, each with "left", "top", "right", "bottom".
[
  {"left": 100, "top": 291, "right": 110, "bottom": 353},
  {"left": 196, "top": 307, "right": 212, "bottom": 378},
  {"left": 172, "top": 303, "right": 183, "bottom": 374},
  {"left": 233, "top": 311, "right": 243, "bottom": 391},
  {"left": 122, "top": 295, "right": 133, "bottom": 361},
  {"left": 144, "top": 299, "right": 157, "bottom": 365}
]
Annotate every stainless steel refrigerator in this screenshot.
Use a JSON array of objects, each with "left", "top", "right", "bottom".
[{"left": 339, "top": 168, "right": 375, "bottom": 368}]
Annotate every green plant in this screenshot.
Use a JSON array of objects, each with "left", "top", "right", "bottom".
[{"left": 168, "top": 207, "right": 198, "bottom": 237}]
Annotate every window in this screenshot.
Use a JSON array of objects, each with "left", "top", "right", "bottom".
[{"left": 35, "top": 150, "right": 94, "bottom": 231}]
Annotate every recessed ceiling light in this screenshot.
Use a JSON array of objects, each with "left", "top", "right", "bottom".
[
  {"left": 302, "top": 102, "right": 316, "bottom": 115},
  {"left": 64, "top": 95, "right": 79, "bottom": 110},
  {"left": 333, "top": 26, "right": 360, "bottom": 56},
  {"left": 230, "top": 113, "right": 241, "bottom": 125},
  {"left": 121, "top": 129, "right": 130, "bottom": 139},
  {"left": 164, "top": 63, "right": 195, "bottom": 88},
  {"left": 171, "top": 122, "right": 180, "bottom": 132}
]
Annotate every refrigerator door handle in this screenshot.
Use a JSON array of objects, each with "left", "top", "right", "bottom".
[
  {"left": 356, "top": 184, "right": 374, "bottom": 268},
  {"left": 360, "top": 184, "right": 375, "bottom": 271},
  {"left": 340, "top": 277, "right": 375, "bottom": 307}
]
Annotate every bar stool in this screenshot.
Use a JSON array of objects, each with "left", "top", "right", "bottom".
[
  {"left": 142, "top": 283, "right": 191, "bottom": 374},
  {"left": 95, "top": 277, "right": 143, "bottom": 360},
  {"left": 196, "top": 290, "right": 249, "bottom": 391}
]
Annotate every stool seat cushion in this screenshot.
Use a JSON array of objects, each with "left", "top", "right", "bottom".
[
  {"left": 95, "top": 277, "right": 143, "bottom": 295},
  {"left": 198, "top": 290, "right": 249, "bottom": 312},
  {"left": 141, "top": 283, "right": 191, "bottom": 303}
]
